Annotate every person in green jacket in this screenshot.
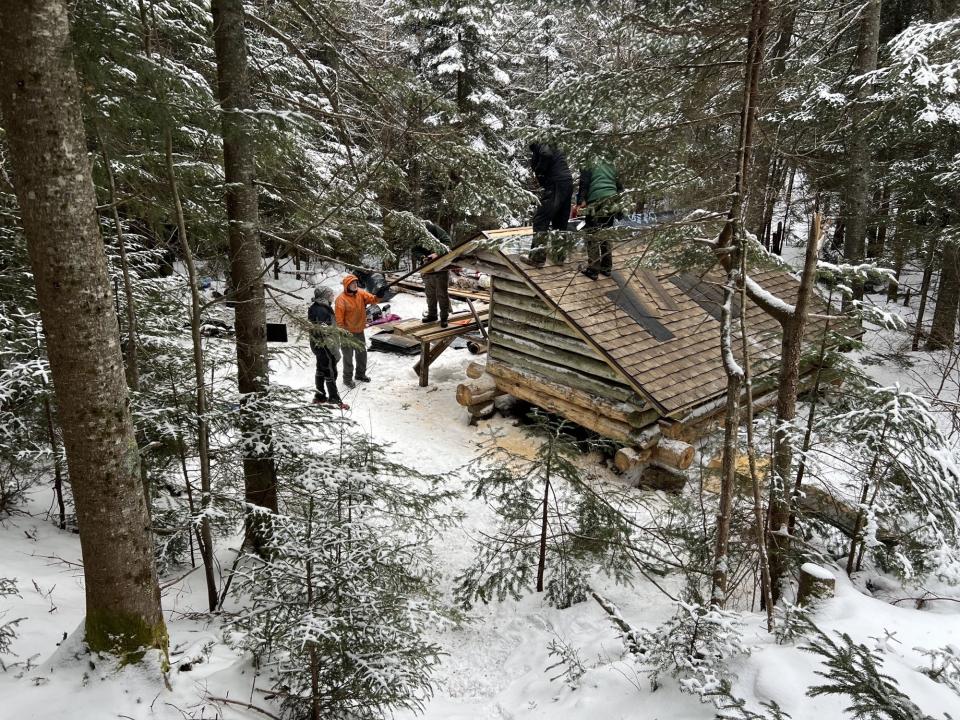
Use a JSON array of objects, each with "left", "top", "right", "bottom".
[{"left": 576, "top": 159, "right": 624, "bottom": 279}]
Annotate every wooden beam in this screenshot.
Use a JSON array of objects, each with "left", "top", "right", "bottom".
[
  {"left": 488, "top": 346, "right": 637, "bottom": 403},
  {"left": 486, "top": 360, "right": 653, "bottom": 426},
  {"left": 489, "top": 330, "right": 627, "bottom": 386},
  {"left": 493, "top": 375, "right": 639, "bottom": 444},
  {"left": 413, "top": 336, "right": 454, "bottom": 386},
  {"left": 491, "top": 316, "right": 602, "bottom": 361},
  {"left": 456, "top": 375, "right": 504, "bottom": 406},
  {"left": 491, "top": 303, "right": 580, "bottom": 339}
]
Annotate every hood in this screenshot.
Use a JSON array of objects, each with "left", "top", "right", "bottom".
[{"left": 342, "top": 274, "right": 359, "bottom": 292}]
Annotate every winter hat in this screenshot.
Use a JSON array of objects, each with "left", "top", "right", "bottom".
[{"left": 314, "top": 286, "right": 333, "bottom": 302}]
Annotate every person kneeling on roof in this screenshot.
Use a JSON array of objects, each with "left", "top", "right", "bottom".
[
  {"left": 335, "top": 274, "right": 384, "bottom": 388},
  {"left": 308, "top": 286, "right": 349, "bottom": 410},
  {"left": 412, "top": 220, "right": 453, "bottom": 328},
  {"left": 577, "top": 157, "right": 625, "bottom": 280}
]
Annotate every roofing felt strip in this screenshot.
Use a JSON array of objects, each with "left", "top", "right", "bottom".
[
  {"left": 669, "top": 272, "right": 741, "bottom": 323},
  {"left": 607, "top": 270, "right": 674, "bottom": 342}
]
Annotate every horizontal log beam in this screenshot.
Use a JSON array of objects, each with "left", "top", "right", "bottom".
[
  {"left": 488, "top": 346, "right": 637, "bottom": 403},
  {"left": 490, "top": 329, "right": 627, "bottom": 386},
  {"left": 491, "top": 316, "right": 601, "bottom": 362},
  {"left": 492, "top": 376, "right": 641, "bottom": 445},
  {"left": 456, "top": 375, "right": 503, "bottom": 406},
  {"left": 486, "top": 360, "right": 653, "bottom": 426}
]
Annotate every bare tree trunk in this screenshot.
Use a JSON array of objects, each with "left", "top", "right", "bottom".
[
  {"left": 96, "top": 131, "right": 140, "bottom": 392},
  {"left": 767, "top": 214, "right": 823, "bottom": 605},
  {"left": 868, "top": 184, "right": 890, "bottom": 259},
  {"left": 842, "top": 0, "right": 881, "bottom": 304},
  {"left": 887, "top": 206, "right": 905, "bottom": 302},
  {"left": 712, "top": 0, "right": 770, "bottom": 608},
  {"left": 536, "top": 454, "right": 553, "bottom": 593},
  {"left": 913, "top": 234, "right": 940, "bottom": 350},
  {"left": 0, "top": 0, "right": 166, "bottom": 659},
  {"left": 43, "top": 395, "right": 67, "bottom": 530},
  {"left": 927, "top": 240, "right": 960, "bottom": 350},
  {"left": 165, "top": 129, "right": 219, "bottom": 613},
  {"left": 211, "top": 0, "right": 278, "bottom": 545}
]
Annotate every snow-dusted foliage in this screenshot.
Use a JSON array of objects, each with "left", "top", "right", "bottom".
[
  {"left": 803, "top": 626, "right": 935, "bottom": 720},
  {"left": 229, "top": 414, "right": 457, "bottom": 718},
  {"left": 454, "top": 416, "right": 645, "bottom": 610},
  {"left": 804, "top": 381, "right": 960, "bottom": 581}
]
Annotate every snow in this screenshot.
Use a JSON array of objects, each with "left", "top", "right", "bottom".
[
  {"left": 801, "top": 563, "right": 835, "bottom": 581},
  {"left": 3, "top": 263, "right": 960, "bottom": 720}
]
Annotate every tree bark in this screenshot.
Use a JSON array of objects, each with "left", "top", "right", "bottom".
[
  {"left": 842, "top": 0, "right": 881, "bottom": 303},
  {"left": 912, "top": 234, "right": 940, "bottom": 350},
  {"left": 0, "top": 0, "right": 166, "bottom": 659},
  {"left": 927, "top": 240, "right": 960, "bottom": 350},
  {"left": 210, "top": 0, "right": 278, "bottom": 538},
  {"left": 97, "top": 130, "right": 140, "bottom": 392},
  {"left": 767, "top": 214, "right": 823, "bottom": 605},
  {"left": 712, "top": 0, "right": 770, "bottom": 608},
  {"left": 165, "top": 129, "right": 219, "bottom": 612}
]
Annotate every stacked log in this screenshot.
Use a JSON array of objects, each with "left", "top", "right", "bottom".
[{"left": 456, "top": 374, "right": 504, "bottom": 407}]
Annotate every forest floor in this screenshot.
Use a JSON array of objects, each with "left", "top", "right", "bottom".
[{"left": 3, "top": 254, "right": 960, "bottom": 719}]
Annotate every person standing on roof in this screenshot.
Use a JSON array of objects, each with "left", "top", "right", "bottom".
[
  {"left": 308, "top": 286, "right": 348, "bottom": 410},
  {"left": 576, "top": 158, "right": 625, "bottom": 279},
  {"left": 525, "top": 141, "right": 574, "bottom": 267},
  {"left": 412, "top": 220, "right": 453, "bottom": 327},
  {"left": 335, "top": 274, "right": 381, "bottom": 388}
]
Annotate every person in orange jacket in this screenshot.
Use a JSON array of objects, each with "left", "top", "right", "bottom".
[{"left": 334, "top": 274, "right": 380, "bottom": 387}]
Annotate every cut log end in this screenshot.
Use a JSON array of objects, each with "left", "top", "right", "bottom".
[{"left": 797, "top": 563, "right": 836, "bottom": 606}]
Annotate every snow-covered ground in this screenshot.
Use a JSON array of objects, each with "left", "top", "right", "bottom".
[{"left": 3, "top": 263, "right": 960, "bottom": 719}]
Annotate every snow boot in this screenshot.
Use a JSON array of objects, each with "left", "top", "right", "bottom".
[
  {"left": 356, "top": 374, "right": 372, "bottom": 383},
  {"left": 344, "top": 378, "right": 355, "bottom": 389}
]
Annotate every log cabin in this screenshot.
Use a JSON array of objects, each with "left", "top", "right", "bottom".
[{"left": 417, "top": 221, "right": 861, "bottom": 488}]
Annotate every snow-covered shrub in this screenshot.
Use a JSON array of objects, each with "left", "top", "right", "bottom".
[
  {"left": 454, "top": 415, "right": 640, "bottom": 610},
  {"left": 803, "top": 626, "right": 936, "bottom": 720},
  {"left": 0, "top": 578, "right": 24, "bottom": 671},
  {"left": 545, "top": 634, "right": 586, "bottom": 690},
  {"left": 806, "top": 382, "right": 960, "bottom": 581},
  {"left": 229, "top": 416, "right": 456, "bottom": 719},
  {"left": 916, "top": 644, "right": 960, "bottom": 698}
]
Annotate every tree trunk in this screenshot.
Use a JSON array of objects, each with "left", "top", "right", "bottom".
[
  {"left": 912, "top": 234, "right": 940, "bottom": 350},
  {"left": 842, "top": 0, "right": 881, "bottom": 303},
  {"left": 927, "top": 240, "right": 960, "bottom": 350},
  {"left": 887, "top": 206, "right": 906, "bottom": 302},
  {"left": 767, "top": 214, "right": 823, "bottom": 605},
  {"left": 712, "top": 0, "right": 770, "bottom": 607},
  {"left": 165, "top": 129, "right": 218, "bottom": 612},
  {"left": 97, "top": 130, "right": 140, "bottom": 392},
  {"left": 0, "top": 0, "right": 166, "bottom": 659},
  {"left": 211, "top": 0, "right": 278, "bottom": 541}
]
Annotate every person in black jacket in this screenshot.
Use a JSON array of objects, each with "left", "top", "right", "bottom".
[
  {"left": 412, "top": 220, "right": 453, "bottom": 327},
  {"left": 308, "top": 286, "right": 348, "bottom": 409},
  {"left": 525, "top": 142, "right": 574, "bottom": 267}
]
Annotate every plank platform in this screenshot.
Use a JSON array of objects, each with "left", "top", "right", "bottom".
[{"left": 392, "top": 307, "right": 489, "bottom": 386}]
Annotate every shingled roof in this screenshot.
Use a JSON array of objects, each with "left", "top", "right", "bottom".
[{"left": 422, "top": 224, "right": 859, "bottom": 419}]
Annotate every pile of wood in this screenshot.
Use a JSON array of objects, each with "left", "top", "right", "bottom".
[{"left": 456, "top": 360, "right": 695, "bottom": 490}]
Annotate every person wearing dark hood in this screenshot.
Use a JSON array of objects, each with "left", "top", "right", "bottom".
[
  {"left": 308, "top": 286, "right": 348, "bottom": 409},
  {"left": 412, "top": 220, "right": 453, "bottom": 327},
  {"left": 576, "top": 158, "right": 624, "bottom": 279},
  {"left": 334, "top": 273, "right": 381, "bottom": 387},
  {"left": 525, "top": 141, "right": 574, "bottom": 267}
]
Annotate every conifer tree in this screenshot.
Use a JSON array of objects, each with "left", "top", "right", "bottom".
[{"left": 0, "top": 0, "right": 166, "bottom": 660}]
